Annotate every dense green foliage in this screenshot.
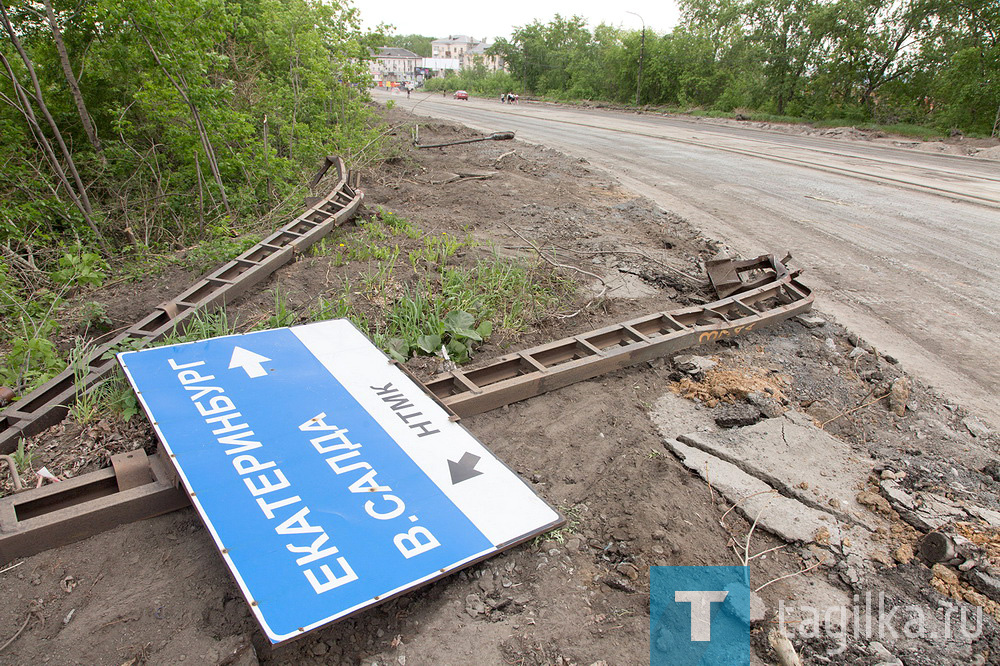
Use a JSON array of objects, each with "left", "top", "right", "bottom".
[
  {"left": 488, "top": 3, "right": 1000, "bottom": 135},
  {"left": 0, "top": 0, "right": 386, "bottom": 392},
  {"left": 0, "top": 0, "right": 383, "bottom": 264},
  {"left": 422, "top": 67, "right": 519, "bottom": 97},
  {"left": 384, "top": 33, "right": 435, "bottom": 57}
]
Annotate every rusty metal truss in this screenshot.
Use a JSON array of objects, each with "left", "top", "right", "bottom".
[
  {"left": 428, "top": 258, "right": 812, "bottom": 417},
  {"left": 0, "top": 157, "right": 363, "bottom": 457},
  {"left": 0, "top": 254, "right": 812, "bottom": 563}
]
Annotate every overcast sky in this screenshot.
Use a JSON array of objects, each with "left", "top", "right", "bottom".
[{"left": 353, "top": 0, "right": 682, "bottom": 43}]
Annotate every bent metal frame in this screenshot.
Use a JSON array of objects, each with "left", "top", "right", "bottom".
[{"left": 0, "top": 245, "right": 812, "bottom": 564}]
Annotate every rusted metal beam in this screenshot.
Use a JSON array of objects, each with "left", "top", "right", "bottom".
[
  {"left": 0, "top": 257, "right": 812, "bottom": 563},
  {"left": 427, "top": 264, "right": 813, "bottom": 417},
  {"left": 706, "top": 253, "right": 790, "bottom": 299},
  {"left": 0, "top": 450, "right": 187, "bottom": 563},
  {"left": 0, "top": 158, "right": 363, "bottom": 456},
  {"left": 416, "top": 131, "right": 515, "bottom": 149}
]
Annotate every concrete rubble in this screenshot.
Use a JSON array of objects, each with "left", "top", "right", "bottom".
[
  {"left": 662, "top": 437, "right": 846, "bottom": 545},
  {"left": 672, "top": 354, "right": 718, "bottom": 377},
  {"left": 676, "top": 410, "right": 876, "bottom": 529}
]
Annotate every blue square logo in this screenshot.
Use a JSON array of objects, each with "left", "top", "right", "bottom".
[{"left": 651, "top": 566, "right": 757, "bottom": 665}]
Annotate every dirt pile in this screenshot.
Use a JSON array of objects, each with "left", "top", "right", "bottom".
[{"left": 671, "top": 365, "right": 789, "bottom": 408}]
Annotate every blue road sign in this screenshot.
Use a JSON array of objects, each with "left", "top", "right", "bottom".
[{"left": 119, "top": 320, "right": 561, "bottom": 644}]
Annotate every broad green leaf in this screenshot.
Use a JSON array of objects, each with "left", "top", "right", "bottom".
[
  {"left": 416, "top": 334, "right": 442, "bottom": 354},
  {"left": 450, "top": 327, "right": 482, "bottom": 342},
  {"left": 443, "top": 310, "right": 475, "bottom": 333}
]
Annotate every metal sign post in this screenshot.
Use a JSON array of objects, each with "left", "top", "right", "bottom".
[{"left": 118, "top": 320, "right": 562, "bottom": 644}]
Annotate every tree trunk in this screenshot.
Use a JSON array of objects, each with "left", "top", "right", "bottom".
[
  {"left": 0, "top": 1, "right": 108, "bottom": 253},
  {"left": 42, "top": 0, "right": 103, "bottom": 161},
  {"left": 0, "top": 51, "right": 108, "bottom": 254},
  {"left": 134, "top": 20, "right": 233, "bottom": 219}
]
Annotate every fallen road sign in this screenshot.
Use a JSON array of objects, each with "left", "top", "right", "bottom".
[{"left": 118, "top": 320, "right": 562, "bottom": 644}]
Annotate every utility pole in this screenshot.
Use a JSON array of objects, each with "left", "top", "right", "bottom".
[{"left": 626, "top": 11, "right": 645, "bottom": 107}]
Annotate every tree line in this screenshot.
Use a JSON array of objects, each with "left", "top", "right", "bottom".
[
  {"left": 477, "top": 2, "right": 998, "bottom": 136},
  {"left": 0, "top": 0, "right": 383, "bottom": 263}
]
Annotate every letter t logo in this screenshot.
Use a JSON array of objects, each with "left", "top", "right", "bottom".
[{"left": 675, "top": 590, "right": 729, "bottom": 641}]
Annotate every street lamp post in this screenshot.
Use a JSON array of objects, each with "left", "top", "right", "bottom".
[{"left": 626, "top": 11, "right": 646, "bottom": 107}]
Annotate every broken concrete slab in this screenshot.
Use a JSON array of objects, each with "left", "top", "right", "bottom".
[
  {"left": 590, "top": 271, "right": 660, "bottom": 299},
  {"left": 675, "top": 411, "right": 876, "bottom": 528},
  {"left": 962, "top": 417, "right": 991, "bottom": 439},
  {"left": 879, "top": 479, "right": 916, "bottom": 512},
  {"left": 663, "top": 438, "right": 841, "bottom": 545},
  {"left": 747, "top": 391, "right": 784, "bottom": 418},
  {"left": 715, "top": 403, "right": 763, "bottom": 428},
  {"left": 911, "top": 492, "right": 969, "bottom": 531},
  {"left": 968, "top": 505, "right": 1000, "bottom": 528},
  {"left": 964, "top": 568, "right": 1000, "bottom": 604},
  {"left": 673, "top": 354, "right": 718, "bottom": 376},
  {"left": 795, "top": 314, "right": 826, "bottom": 328}
]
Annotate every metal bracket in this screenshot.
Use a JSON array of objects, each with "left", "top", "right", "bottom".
[
  {"left": 0, "top": 449, "right": 187, "bottom": 562},
  {"left": 111, "top": 450, "right": 154, "bottom": 491}
]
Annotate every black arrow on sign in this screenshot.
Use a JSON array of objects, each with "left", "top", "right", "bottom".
[{"left": 448, "top": 452, "right": 483, "bottom": 485}]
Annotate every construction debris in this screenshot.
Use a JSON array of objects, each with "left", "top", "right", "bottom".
[
  {"left": 663, "top": 436, "right": 841, "bottom": 545},
  {"left": 416, "top": 130, "right": 516, "bottom": 149},
  {"left": 672, "top": 354, "right": 717, "bottom": 377},
  {"left": 426, "top": 255, "right": 813, "bottom": 417},
  {"left": 676, "top": 411, "right": 875, "bottom": 528},
  {"left": 671, "top": 366, "right": 789, "bottom": 408}
]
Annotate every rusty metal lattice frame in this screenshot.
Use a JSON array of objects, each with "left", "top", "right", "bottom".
[
  {"left": 0, "top": 450, "right": 186, "bottom": 562},
  {"left": 428, "top": 265, "right": 813, "bottom": 417},
  {"left": 0, "top": 257, "right": 812, "bottom": 563},
  {"left": 0, "top": 157, "right": 363, "bottom": 456}
]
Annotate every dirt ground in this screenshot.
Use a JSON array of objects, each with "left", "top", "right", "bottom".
[{"left": 1, "top": 106, "right": 998, "bottom": 665}]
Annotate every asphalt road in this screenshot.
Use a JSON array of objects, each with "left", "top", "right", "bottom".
[{"left": 374, "top": 90, "right": 1000, "bottom": 429}]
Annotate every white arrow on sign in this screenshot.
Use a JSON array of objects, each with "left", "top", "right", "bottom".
[{"left": 229, "top": 346, "right": 271, "bottom": 378}]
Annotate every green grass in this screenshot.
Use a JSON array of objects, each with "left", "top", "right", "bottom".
[
  {"left": 534, "top": 503, "right": 584, "bottom": 546},
  {"left": 10, "top": 439, "right": 35, "bottom": 474},
  {"left": 408, "top": 231, "right": 467, "bottom": 267},
  {"left": 263, "top": 287, "right": 296, "bottom": 329},
  {"left": 367, "top": 253, "right": 569, "bottom": 364},
  {"left": 439, "top": 257, "right": 568, "bottom": 334},
  {"left": 181, "top": 233, "right": 263, "bottom": 275},
  {"left": 307, "top": 208, "right": 572, "bottom": 365},
  {"left": 161, "top": 309, "right": 237, "bottom": 345},
  {"left": 68, "top": 340, "right": 101, "bottom": 425}
]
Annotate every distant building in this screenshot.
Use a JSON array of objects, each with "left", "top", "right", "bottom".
[
  {"left": 429, "top": 36, "right": 505, "bottom": 74},
  {"left": 370, "top": 47, "right": 421, "bottom": 85},
  {"left": 463, "top": 41, "right": 504, "bottom": 72},
  {"left": 431, "top": 35, "right": 477, "bottom": 60}
]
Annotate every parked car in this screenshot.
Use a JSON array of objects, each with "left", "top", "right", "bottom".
[{"left": 453, "top": 90, "right": 469, "bottom": 100}]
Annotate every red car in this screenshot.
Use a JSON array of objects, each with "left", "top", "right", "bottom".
[{"left": 453, "top": 90, "right": 469, "bottom": 100}]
